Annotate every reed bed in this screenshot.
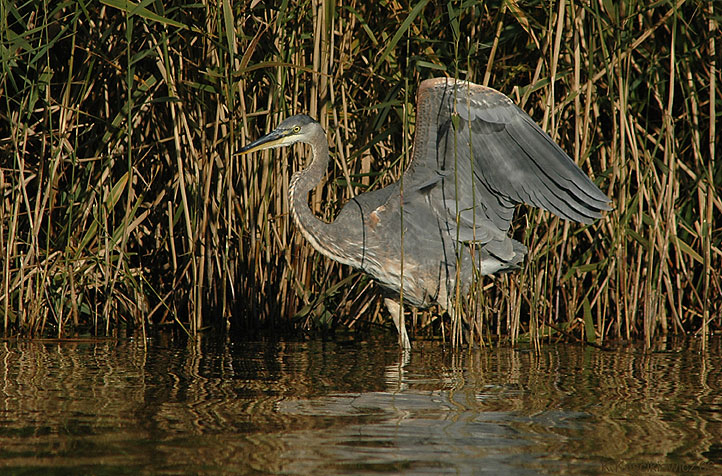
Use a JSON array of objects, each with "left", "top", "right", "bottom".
[{"left": 1, "top": 0, "right": 719, "bottom": 346}]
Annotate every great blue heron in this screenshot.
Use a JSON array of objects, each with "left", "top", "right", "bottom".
[{"left": 240, "top": 77, "right": 611, "bottom": 349}]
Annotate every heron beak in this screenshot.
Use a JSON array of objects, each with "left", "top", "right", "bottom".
[{"left": 238, "top": 129, "right": 289, "bottom": 155}]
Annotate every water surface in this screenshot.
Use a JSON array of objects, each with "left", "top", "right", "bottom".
[{"left": 1, "top": 336, "right": 720, "bottom": 475}]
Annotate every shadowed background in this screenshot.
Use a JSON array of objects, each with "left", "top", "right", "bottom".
[{"left": 1, "top": 0, "right": 719, "bottom": 346}]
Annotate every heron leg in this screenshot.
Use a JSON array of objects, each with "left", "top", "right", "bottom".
[{"left": 384, "top": 298, "right": 411, "bottom": 350}]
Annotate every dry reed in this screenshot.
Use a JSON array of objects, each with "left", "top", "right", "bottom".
[{"left": 0, "top": 0, "right": 719, "bottom": 346}]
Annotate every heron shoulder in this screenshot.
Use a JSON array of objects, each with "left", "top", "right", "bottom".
[{"left": 417, "top": 78, "right": 515, "bottom": 118}]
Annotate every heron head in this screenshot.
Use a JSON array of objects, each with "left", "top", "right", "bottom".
[{"left": 239, "top": 114, "right": 319, "bottom": 155}]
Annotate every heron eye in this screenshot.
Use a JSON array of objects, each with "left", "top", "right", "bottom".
[{"left": 293, "top": 126, "right": 301, "bottom": 133}]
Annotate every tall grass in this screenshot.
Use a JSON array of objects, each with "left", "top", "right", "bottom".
[{"left": 1, "top": 0, "right": 719, "bottom": 346}]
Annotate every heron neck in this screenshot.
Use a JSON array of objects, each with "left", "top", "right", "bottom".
[{"left": 289, "top": 129, "right": 357, "bottom": 267}]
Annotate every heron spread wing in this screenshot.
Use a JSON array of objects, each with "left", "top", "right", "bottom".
[{"left": 405, "top": 78, "right": 611, "bottom": 240}]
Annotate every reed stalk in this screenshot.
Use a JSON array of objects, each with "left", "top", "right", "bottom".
[{"left": 0, "top": 0, "right": 719, "bottom": 346}]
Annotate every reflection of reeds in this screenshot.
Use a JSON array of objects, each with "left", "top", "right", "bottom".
[
  {"left": 1, "top": 339, "right": 719, "bottom": 471},
  {"left": 1, "top": 1, "right": 718, "bottom": 343}
]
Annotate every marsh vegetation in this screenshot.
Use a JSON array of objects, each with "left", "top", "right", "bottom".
[{"left": 1, "top": 0, "right": 719, "bottom": 346}]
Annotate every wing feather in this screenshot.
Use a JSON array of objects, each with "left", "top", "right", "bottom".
[{"left": 405, "top": 77, "right": 611, "bottom": 238}]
